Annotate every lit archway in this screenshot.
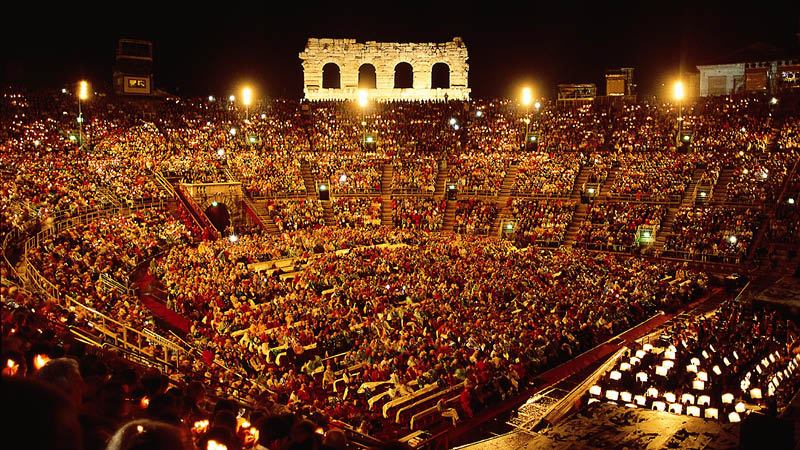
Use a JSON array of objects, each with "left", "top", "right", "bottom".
[
  {"left": 358, "top": 64, "right": 377, "bottom": 89},
  {"left": 322, "top": 63, "right": 341, "bottom": 89},
  {"left": 394, "top": 62, "right": 413, "bottom": 88},
  {"left": 431, "top": 62, "right": 450, "bottom": 89}
]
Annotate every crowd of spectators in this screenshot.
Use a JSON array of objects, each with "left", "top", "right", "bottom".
[
  {"left": 231, "top": 149, "right": 306, "bottom": 197},
  {"left": 453, "top": 199, "right": 498, "bottom": 235},
  {"left": 332, "top": 197, "right": 383, "bottom": 228},
  {"left": 391, "top": 156, "right": 438, "bottom": 193},
  {"left": 575, "top": 202, "right": 666, "bottom": 251},
  {"left": 664, "top": 207, "right": 764, "bottom": 261},
  {"left": 447, "top": 153, "right": 511, "bottom": 195},
  {"left": 391, "top": 197, "right": 446, "bottom": 231},
  {"left": 508, "top": 199, "right": 575, "bottom": 245},
  {"left": 512, "top": 151, "right": 581, "bottom": 197},
  {"left": 607, "top": 151, "right": 697, "bottom": 201},
  {"left": 266, "top": 199, "right": 325, "bottom": 232},
  {"left": 309, "top": 152, "right": 385, "bottom": 194}
]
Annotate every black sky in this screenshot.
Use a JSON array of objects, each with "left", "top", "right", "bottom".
[{"left": 3, "top": 3, "right": 799, "bottom": 98}]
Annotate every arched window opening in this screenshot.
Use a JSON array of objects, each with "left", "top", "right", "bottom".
[
  {"left": 322, "top": 63, "right": 340, "bottom": 89},
  {"left": 394, "top": 62, "right": 413, "bottom": 88},
  {"left": 358, "top": 64, "right": 377, "bottom": 89},
  {"left": 431, "top": 63, "right": 450, "bottom": 89}
]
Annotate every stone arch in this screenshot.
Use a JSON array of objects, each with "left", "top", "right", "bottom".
[
  {"left": 358, "top": 63, "right": 377, "bottom": 89},
  {"left": 394, "top": 62, "right": 414, "bottom": 88},
  {"left": 322, "top": 63, "right": 341, "bottom": 89},
  {"left": 431, "top": 62, "right": 450, "bottom": 89}
]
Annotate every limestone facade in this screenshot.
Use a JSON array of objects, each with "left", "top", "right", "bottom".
[{"left": 299, "top": 37, "right": 470, "bottom": 101}]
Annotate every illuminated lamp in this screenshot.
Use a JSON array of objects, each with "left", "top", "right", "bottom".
[
  {"left": 319, "top": 185, "right": 327, "bottom": 191},
  {"left": 588, "top": 188, "right": 595, "bottom": 194},
  {"left": 634, "top": 395, "right": 647, "bottom": 406},
  {"left": 698, "top": 371, "right": 708, "bottom": 382},
  {"left": 249, "top": 137, "right": 256, "bottom": 143},
  {"left": 664, "top": 392, "right": 676, "bottom": 403},
  {"left": 589, "top": 385, "right": 602, "bottom": 396},
  {"left": 636, "top": 372, "right": 648, "bottom": 383},
  {"left": 476, "top": 110, "right": 482, "bottom": 117},
  {"left": 217, "top": 149, "right": 225, "bottom": 156},
  {"left": 789, "top": 198, "right": 795, "bottom": 205},
  {"left": 655, "top": 366, "right": 669, "bottom": 377},
  {"left": 605, "top": 390, "right": 619, "bottom": 401},
  {"left": 692, "top": 380, "right": 705, "bottom": 390},
  {"left": 735, "top": 402, "right": 746, "bottom": 413},
  {"left": 647, "top": 387, "right": 659, "bottom": 398},
  {"left": 668, "top": 403, "right": 682, "bottom": 415},
  {"left": 705, "top": 408, "right": 719, "bottom": 420},
  {"left": 698, "top": 395, "right": 711, "bottom": 406},
  {"left": 721, "top": 393, "right": 734, "bottom": 404},
  {"left": 662, "top": 360, "right": 674, "bottom": 370},
  {"left": 681, "top": 393, "right": 695, "bottom": 404},
  {"left": 610, "top": 370, "right": 622, "bottom": 381},
  {"left": 750, "top": 388, "right": 762, "bottom": 400},
  {"left": 260, "top": 113, "right": 266, "bottom": 119},
  {"left": 34, "top": 354, "right": 50, "bottom": 370},
  {"left": 713, "top": 365, "right": 722, "bottom": 376},
  {"left": 691, "top": 357, "right": 700, "bottom": 366},
  {"left": 700, "top": 192, "right": 707, "bottom": 198},
  {"left": 212, "top": 201, "right": 218, "bottom": 207},
  {"left": 339, "top": 174, "right": 348, "bottom": 183},
  {"left": 620, "top": 362, "right": 631, "bottom": 371},
  {"left": 230, "top": 128, "right": 237, "bottom": 135},
  {"left": 687, "top": 406, "right": 701, "bottom": 417},
  {"left": 228, "top": 235, "right": 238, "bottom": 243},
  {"left": 652, "top": 401, "right": 666, "bottom": 412},
  {"left": 620, "top": 391, "right": 632, "bottom": 403},
  {"left": 687, "top": 364, "right": 698, "bottom": 373}
]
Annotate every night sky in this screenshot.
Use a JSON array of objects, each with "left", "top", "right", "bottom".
[{"left": 3, "top": 4, "right": 799, "bottom": 99}]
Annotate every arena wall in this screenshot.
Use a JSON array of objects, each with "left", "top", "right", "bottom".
[{"left": 299, "top": 37, "right": 470, "bottom": 101}]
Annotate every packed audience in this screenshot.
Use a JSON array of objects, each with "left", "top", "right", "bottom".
[
  {"left": 453, "top": 199, "right": 498, "bottom": 235},
  {"left": 575, "top": 202, "right": 666, "bottom": 251},
  {"left": 391, "top": 197, "right": 446, "bottom": 231},
  {"left": 508, "top": 199, "right": 575, "bottom": 245},
  {"left": 664, "top": 207, "right": 764, "bottom": 261},
  {"left": 332, "top": 197, "right": 383, "bottom": 228},
  {"left": 266, "top": 199, "right": 325, "bottom": 232}
]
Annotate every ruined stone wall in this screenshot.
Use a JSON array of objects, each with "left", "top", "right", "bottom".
[{"left": 299, "top": 37, "right": 470, "bottom": 101}]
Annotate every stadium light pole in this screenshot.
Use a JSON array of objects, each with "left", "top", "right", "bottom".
[
  {"left": 674, "top": 81, "right": 684, "bottom": 141},
  {"left": 77, "top": 81, "right": 89, "bottom": 149},
  {"left": 521, "top": 87, "right": 532, "bottom": 149},
  {"left": 242, "top": 87, "right": 252, "bottom": 121},
  {"left": 358, "top": 89, "right": 368, "bottom": 150}
]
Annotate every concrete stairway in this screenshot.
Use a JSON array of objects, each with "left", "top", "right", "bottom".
[
  {"left": 681, "top": 169, "right": 704, "bottom": 206},
  {"left": 300, "top": 160, "right": 316, "bottom": 195},
  {"left": 569, "top": 165, "right": 593, "bottom": 201},
  {"left": 499, "top": 164, "right": 519, "bottom": 197},
  {"left": 654, "top": 206, "right": 679, "bottom": 250},
  {"left": 442, "top": 200, "right": 457, "bottom": 232},
  {"left": 243, "top": 197, "right": 279, "bottom": 234},
  {"left": 381, "top": 195, "right": 393, "bottom": 228},
  {"left": 711, "top": 167, "right": 733, "bottom": 204},
  {"left": 321, "top": 200, "right": 334, "bottom": 227},
  {"left": 562, "top": 203, "right": 588, "bottom": 245},
  {"left": 434, "top": 160, "right": 449, "bottom": 197},
  {"left": 381, "top": 162, "right": 393, "bottom": 195},
  {"left": 489, "top": 197, "right": 510, "bottom": 237}
]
